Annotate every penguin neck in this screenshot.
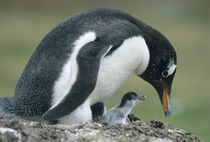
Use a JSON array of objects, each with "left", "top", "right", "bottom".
[
  {"left": 117, "top": 104, "right": 134, "bottom": 117},
  {"left": 127, "top": 16, "right": 172, "bottom": 76},
  {"left": 134, "top": 37, "right": 150, "bottom": 76}
]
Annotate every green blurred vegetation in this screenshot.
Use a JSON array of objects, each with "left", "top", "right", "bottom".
[{"left": 0, "top": 0, "right": 209, "bottom": 141}]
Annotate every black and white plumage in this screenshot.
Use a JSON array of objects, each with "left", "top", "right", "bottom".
[
  {"left": 101, "top": 92, "right": 146, "bottom": 126},
  {"left": 0, "top": 8, "right": 177, "bottom": 125}
]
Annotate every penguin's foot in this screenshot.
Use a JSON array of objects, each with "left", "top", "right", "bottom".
[
  {"left": 47, "top": 120, "right": 58, "bottom": 125},
  {"left": 126, "top": 117, "right": 131, "bottom": 125}
]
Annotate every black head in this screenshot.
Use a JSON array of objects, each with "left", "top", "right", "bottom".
[
  {"left": 140, "top": 29, "right": 177, "bottom": 116},
  {"left": 91, "top": 102, "right": 106, "bottom": 119},
  {"left": 119, "top": 92, "right": 145, "bottom": 107}
]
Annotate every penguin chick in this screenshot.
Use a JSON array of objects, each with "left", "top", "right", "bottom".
[
  {"left": 91, "top": 102, "right": 107, "bottom": 122},
  {"left": 101, "top": 92, "right": 146, "bottom": 126}
]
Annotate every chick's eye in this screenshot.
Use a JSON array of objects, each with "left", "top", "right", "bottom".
[
  {"left": 132, "top": 96, "right": 137, "bottom": 100},
  {"left": 162, "top": 70, "right": 168, "bottom": 78}
]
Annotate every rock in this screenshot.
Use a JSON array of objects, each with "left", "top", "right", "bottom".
[{"left": 0, "top": 116, "right": 204, "bottom": 142}]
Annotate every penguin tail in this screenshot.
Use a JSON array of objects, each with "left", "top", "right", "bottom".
[{"left": 0, "top": 97, "right": 16, "bottom": 119}]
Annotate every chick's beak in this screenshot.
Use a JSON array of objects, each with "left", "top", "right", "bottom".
[{"left": 138, "top": 96, "right": 146, "bottom": 100}]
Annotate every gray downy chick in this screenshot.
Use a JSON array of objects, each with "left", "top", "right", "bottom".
[{"left": 101, "top": 92, "right": 146, "bottom": 126}]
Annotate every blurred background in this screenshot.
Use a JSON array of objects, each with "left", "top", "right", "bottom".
[{"left": 0, "top": 0, "right": 209, "bottom": 141}]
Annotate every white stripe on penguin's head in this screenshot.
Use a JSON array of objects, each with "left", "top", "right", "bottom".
[{"left": 167, "top": 59, "right": 176, "bottom": 76}]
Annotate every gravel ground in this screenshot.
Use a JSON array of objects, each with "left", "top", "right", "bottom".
[{"left": 0, "top": 116, "right": 204, "bottom": 142}]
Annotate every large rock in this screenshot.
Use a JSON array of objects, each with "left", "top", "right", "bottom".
[{"left": 0, "top": 117, "right": 203, "bottom": 142}]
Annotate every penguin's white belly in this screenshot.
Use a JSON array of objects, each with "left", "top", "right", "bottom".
[
  {"left": 88, "top": 37, "right": 144, "bottom": 105},
  {"left": 58, "top": 101, "right": 92, "bottom": 125}
]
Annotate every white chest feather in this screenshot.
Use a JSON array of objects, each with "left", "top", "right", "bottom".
[{"left": 88, "top": 36, "right": 149, "bottom": 104}]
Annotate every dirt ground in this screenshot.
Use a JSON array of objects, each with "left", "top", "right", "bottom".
[{"left": 0, "top": 115, "right": 204, "bottom": 142}]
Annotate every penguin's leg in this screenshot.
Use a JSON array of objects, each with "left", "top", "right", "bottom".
[
  {"left": 42, "top": 41, "right": 112, "bottom": 121},
  {"left": 126, "top": 117, "right": 131, "bottom": 125}
]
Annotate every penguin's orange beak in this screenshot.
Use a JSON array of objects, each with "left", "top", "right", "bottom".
[
  {"left": 141, "top": 73, "right": 174, "bottom": 117},
  {"left": 162, "top": 88, "right": 171, "bottom": 116}
]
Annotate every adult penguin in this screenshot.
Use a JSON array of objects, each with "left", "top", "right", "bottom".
[{"left": 0, "top": 8, "right": 177, "bottom": 124}]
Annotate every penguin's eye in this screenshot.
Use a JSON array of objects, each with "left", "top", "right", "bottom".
[
  {"left": 131, "top": 95, "right": 137, "bottom": 100},
  {"left": 162, "top": 70, "right": 169, "bottom": 78}
]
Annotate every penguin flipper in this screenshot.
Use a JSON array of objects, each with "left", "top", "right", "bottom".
[{"left": 42, "top": 42, "right": 112, "bottom": 120}]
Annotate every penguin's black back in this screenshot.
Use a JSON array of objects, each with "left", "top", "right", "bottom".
[{"left": 9, "top": 8, "right": 166, "bottom": 117}]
